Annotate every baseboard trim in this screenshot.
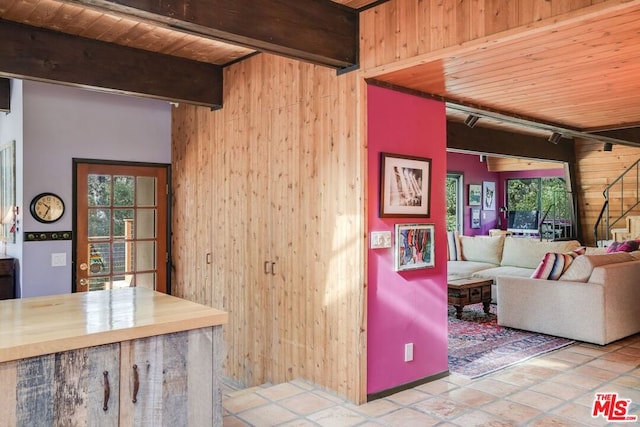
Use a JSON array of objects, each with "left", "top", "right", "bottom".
[{"left": 366, "top": 370, "right": 450, "bottom": 402}]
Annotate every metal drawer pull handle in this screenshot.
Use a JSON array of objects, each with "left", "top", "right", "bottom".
[
  {"left": 103, "top": 371, "right": 110, "bottom": 411},
  {"left": 132, "top": 364, "right": 139, "bottom": 403}
]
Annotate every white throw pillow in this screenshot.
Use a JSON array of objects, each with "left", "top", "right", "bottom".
[
  {"left": 459, "top": 235, "right": 504, "bottom": 265},
  {"left": 559, "top": 252, "right": 633, "bottom": 282},
  {"left": 500, "top": 238, "right": 581, "bottom": 269}
]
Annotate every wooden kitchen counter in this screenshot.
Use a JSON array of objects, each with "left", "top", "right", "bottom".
[{"left": 0, "top": 287, "right": 228, "bottom": 363}]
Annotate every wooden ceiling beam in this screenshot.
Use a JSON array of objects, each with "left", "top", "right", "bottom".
[
  {"left": 589, "top": 127, "right": 640, "bottom": 145},
  {"left": 63, "top": 0, "right": 358, "bottom": 69},
  {"left": 447, "top": 121, "right": 575, "bottom": 164},
  {"left": 0, "top": 78, "right": 9, "bottom": 112},
  {"left": 0, "top": 20, "right": 223, "bottom": 108}
]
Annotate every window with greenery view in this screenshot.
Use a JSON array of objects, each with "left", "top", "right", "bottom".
[
  {"left": 506, "top": 177, "right": 571, "bottom": 231},
  {"left": 446, "top": 173, "right": 463, "bottom": 232}
]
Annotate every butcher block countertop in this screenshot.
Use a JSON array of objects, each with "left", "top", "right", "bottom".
[{"left": 0, "top": 288, "right": 228, "bottom": 363}]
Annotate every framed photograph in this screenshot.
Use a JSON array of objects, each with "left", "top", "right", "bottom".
[
  {"left": 394, "top": 223, "right": 435, "bottom": 271},
  {"left": 470, "top": 207, "right": 481, "bottom": 229},
  {"left": 380, "top": 153, "right": 432, "bottom": 217},
  {"left": 482, "top": 181, "right": 496, "bottom": 211},
  {"left": 468, "top": 184, "right": 481, "bottom": 206}
]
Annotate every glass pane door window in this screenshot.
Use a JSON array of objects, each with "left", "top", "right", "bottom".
[{"left": 75, "top": 162, "right": 168, "bottom": 293}]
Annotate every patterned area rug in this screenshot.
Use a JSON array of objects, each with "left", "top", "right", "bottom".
[{"left": 448, "top": 303, "right": 575, "bottom": 379}]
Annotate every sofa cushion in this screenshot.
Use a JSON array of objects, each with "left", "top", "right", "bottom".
[
  {"left": 472, "top": 266, "right": 534, "bottom": 281},
  {"left": 500, "top": 238, "right": 581, "bottom": 269},
  {"left": 585, "top": 246, "right": 608, "bottom": 255},
  {"left": 607, "top": 239, "right": 640, "bottom": 253},
  {"left": 559, "top": 252, "right": 633, "bottom": 282},
  {"left": 447, "top": 260, "right": 497, "bottom": 279},
  {"left": 530, "top": 247, "right": 585, "bottom": 280},
  {"left": 459, "top": 235, "right": 504, "bottom": 264},
  {"left": 447, "top": 231, "right": 462, "bottom": 261}
]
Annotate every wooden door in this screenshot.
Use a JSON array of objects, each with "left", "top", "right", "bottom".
[
  {"left": 75, "top": 161, "right": 169, "bottom": 293},
  {"left": 119, "top": 328, "right": 218, "bottom": 426},
  {"left": 2, "top": 344, "right": 120, "bottom": 426}
]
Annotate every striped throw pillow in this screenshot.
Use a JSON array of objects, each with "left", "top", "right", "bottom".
[
  {"left": 530, "top": 247, "right": 586, "bottom": 280},
  {"left": 447, "top": 231, "right": 462, "bottom": 261}
]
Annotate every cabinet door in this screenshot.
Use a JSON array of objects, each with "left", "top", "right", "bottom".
[
  {"left": 119, "top": 328, "right": 217, "bottom": 426},
  {"left": 2, "top": 344, "right": 120, "bottom": 426}
]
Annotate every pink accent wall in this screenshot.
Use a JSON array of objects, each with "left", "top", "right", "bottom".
[
  {"left": 367, "top": 85, "right": 448, "bottom": 395},
  {"left": 447, "top": 152, "right": 502, "bottom": 236}
]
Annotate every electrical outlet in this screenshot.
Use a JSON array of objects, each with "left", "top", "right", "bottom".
[
  {"left": 404, "top": 343, "right": 414, "bottom": 362},
  {"left": 370, "top": 231, "right": 392, "bottom": 249}
]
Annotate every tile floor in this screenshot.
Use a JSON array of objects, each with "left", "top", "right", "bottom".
[{"left": 222, "top": 333, "right": 640, "bottom": 426}]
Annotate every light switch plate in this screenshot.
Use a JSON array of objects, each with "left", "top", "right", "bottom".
[
  {"left": 51, "top": 253, "right": 67, "bottom": 267},
  {"left": 370, "top": 231, "right": 392, "bottom": 249}
]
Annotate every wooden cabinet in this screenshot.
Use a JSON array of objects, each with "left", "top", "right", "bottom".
[
  {"left": 0, "top": 256, "right": 15, "bottom": 299},
  {"left": 119, "top": 327, "right": 221, "bottom": 426},
  {"left": 1, "top": 343, "right": 121, "bottom": 426},
  {"left": 0, "top": 327, "right": 221, "bottom": 426},
  {"left": 171, "top": 59, "right": 367, "bottom": 403},
  {"left": 0, "top": 289, "right": 227, "bottom": 426}
]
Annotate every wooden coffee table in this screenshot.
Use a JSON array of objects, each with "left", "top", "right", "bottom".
[{"left": 447, "top": 277, "right": 493, "bottom": 319}]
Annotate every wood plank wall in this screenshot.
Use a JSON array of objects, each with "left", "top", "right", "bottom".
[
  {"left": 171, "top": 54, "right": 366, "bottom": 403},
  {"left": 575, "top": 140, "right": 640, "bottom": 245},
  {"left": 169, "top": 0, "right": 631, "bottom": 405}
]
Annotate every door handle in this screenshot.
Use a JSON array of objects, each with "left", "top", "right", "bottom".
[
  {"left": 132, "top": 364, "right": 139, "bottom": 403},
  {"left": 271, "top": 262, "right": 276, "bottom": 276},
  {"left": 103, "top": 371, "right": 110, "bottom": 411},
  {"left": 264, "top": 261, "right": 270, "bottom": 275}
]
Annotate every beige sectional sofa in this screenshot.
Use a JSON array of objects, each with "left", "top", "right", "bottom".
[
  {"left": 497, "top": 252, "right": 640, "bottom": 345},
  {"left": 447, "top": 235, "right": 581, "bottom": 301},
  {"left": 447, "top": 234, "right": 640, "bottom": 345}
]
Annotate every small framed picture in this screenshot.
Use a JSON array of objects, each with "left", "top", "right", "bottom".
[
  {"left": 380, "top": 153, "right": 432, "bottom": 218},
  {"left": 468, "top": 184, "right": 481, "bottom": 206},
  {"left": 394, "top": 223, "right": 435, "bottom": 271},
  {"left": 483, "top": 181, "right": 496, "bottom": 211},
  {"left": 471, "top": 207, "right": 481, "bottom": 229}
]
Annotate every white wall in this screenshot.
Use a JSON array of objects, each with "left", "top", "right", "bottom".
[
  {"left": 21, "top": 81, "right": 171, "bottom": 297},
  {"left": 0, "top": 80, "right": 24, "bottom": 293}
]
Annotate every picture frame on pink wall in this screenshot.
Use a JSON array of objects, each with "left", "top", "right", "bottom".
[
  {"left": 468, "top": 184, "right": 481, "bottom": 206},
  {"left": 471, "top": 207, "right": 481, "bottom": 229},
  {"left": 380, "top": 152, "right": 432, "bottom": 218},
  {"left": 482, "top": 181, "right": 496, "bottom": 211},
  {"left": 394, "top": 223, "right": 435, "bottom": 271}
]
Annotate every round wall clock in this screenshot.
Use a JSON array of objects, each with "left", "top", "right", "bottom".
[{"left": 30, "top": 192, "right": 65, "bottom": 223}]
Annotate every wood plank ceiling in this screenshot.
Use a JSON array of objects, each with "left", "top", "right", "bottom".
[
  {"left": 0, "top": 0, "right": 372, "bottom": 108},
  {"left": 0, "top": 0, "right": 375, "bottom": 66},
  {"left": 3, "top": 0, "right": 640, "bottom": 148},
  {"left": 368, "top": 1, "right": 640, "bottom": 147}
]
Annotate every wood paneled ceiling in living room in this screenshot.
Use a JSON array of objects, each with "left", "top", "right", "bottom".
[{"left": 367, "top": 1, "right": 640, "bottom": 147}]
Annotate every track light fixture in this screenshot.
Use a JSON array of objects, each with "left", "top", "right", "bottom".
[
  {"left": 464, "top": 114, "right": 480, "bottom": 128},
  {"left": 548, "top": 132, "right": 562, "bottom": 144},
  {"left": 603, "top": 142, "right": 613, "bottom": 152}
]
